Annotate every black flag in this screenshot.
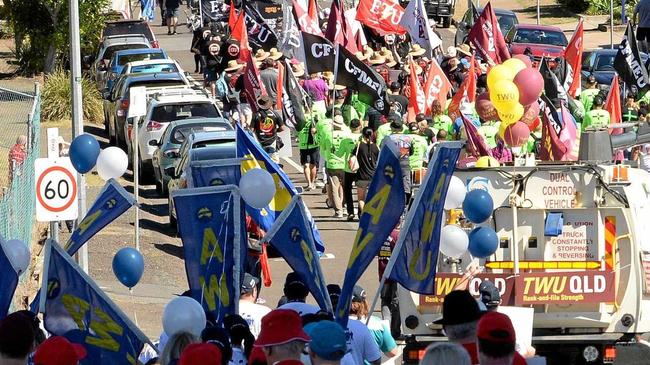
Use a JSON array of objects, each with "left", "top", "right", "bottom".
[
  {"left": 243, "top": 0, "right": 279, "bottom": 51},
  {"left": 614, "top": 23, "right": 650, "bottom": 92},
  {"left": 335, "top": 44, "right": 388, "bottom": 113},
  {"left": 279, "top": 2, "right": 305, "bottom": 62},
  {"left": 282, "top": 59, "right": 309, "bottom": 131},
  {"left": 539, "top": 57, "right": 567, "bottom": 102},
  {"left": 302, "top": 31, "right": 336, "bottom": 74}
]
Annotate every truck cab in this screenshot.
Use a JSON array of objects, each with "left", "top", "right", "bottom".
[{"left": 399, "top": 0, "right": 455, "bottom": 28}]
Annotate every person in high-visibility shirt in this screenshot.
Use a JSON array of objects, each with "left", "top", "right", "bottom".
[
  {"left": 338, "top": 119, "right": 362, "bottom": 221},
  {"left": 321, "top": 114, "right": 350, "bottom": 218},
  {"left": 582, "top": 96, "right": 610, "bottom": 131},
  {"left": 408, "top": 122, "right": 429, "bottom": 170},
  {"left": 315, "top": 110, "right": 333, "bottom": 190},
  {"left": 298, "top": 105, "right": 321, "bottom": 191},
  {"left": 580, "top": 75, "right": 601, "bottom": 112}
]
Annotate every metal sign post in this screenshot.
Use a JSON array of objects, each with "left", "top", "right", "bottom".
[{"left": 128, "top": 86, "right": 147, "bottom": 252}]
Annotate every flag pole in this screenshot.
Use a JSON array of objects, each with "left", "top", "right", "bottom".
[
  {"left": 331, "top": 43, "right": 340, "bottom": 115},
  {"left": 610, "top": 0, "right": 614, "bottom": 49}
]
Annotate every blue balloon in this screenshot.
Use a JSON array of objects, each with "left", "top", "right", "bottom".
[
  {"left": 462, "top": 189, "right": 494, "bottom": 223},
  {"left": 468, "top": 226, "right": 498, "bottom": 258},
  {"left": 112, "top": 247, "right": 144, "bottom": 288},
  {"left": 69, "top": 134, "right": 100, "bottom": 173}
]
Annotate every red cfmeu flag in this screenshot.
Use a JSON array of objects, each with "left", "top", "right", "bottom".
[
  {"left": 424, "top": 59, "right": 452, "bottom": 113},
  {"left": 461, "top": 114, "right": 492, "bottom": 157},
  {"left": 605, "top": 75, "right": 622, "bottom": 135},
  {"left": 243, "top": 52, "right": 267, "bottom": 114},
  {"left": 355, "top": 0, "right": 406, "bottom": 35},
  {"left": 293, "top": 0, "right": 323, "bottom": 36},
  {"left": 228, "top": 0, "right": 238, "bottom": 31},
  {"left": 467, "top": 2, "right": 510, "bottom": 65},
  {"left": 563, "top": 19, "right": 583, "bottom": 98},
  {"left": 231, "top": 11, "right": 244, "bottom": 41},
  {"left": 408, "top": 60, "right": 426, "bottom": 115},
  {"left": 447, "top": 56, "right": 477, "bottom": 120},
  {"left": 236, "top": 12, "right": 251, "bottom": 62},
  {"left": 324, "top": 0, "right": 358, "bottom": 53}
]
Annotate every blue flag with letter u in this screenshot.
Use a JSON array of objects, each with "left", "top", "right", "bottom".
[
  {"left": 335, "top": 141, "right": 405, "bottom": 326},
  {"left": 190, "top": 158, "right": 242, "bottom": 187},
  {"left": 236, "top": 125, "right": 325, "bottom": 252},
  {"left": 262, "top": 195, "right": 332, "bottom": 312},
  {"left": 388, "top": 142, "right": 462, "bottom": 294},
  {"left": 0, "top": 239, "right": 19, "bottom": 320},
  {"left": 41, "top": 240, "right": 151, "bottom": 365},
  {"left": 172, "top": 185, "right": 246, "bottom": 323}
]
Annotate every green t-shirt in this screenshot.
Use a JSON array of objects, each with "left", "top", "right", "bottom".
[
  {"left": 298, "top": 115, "right": 319, "bottom": 149},
  {"left": 338, "top": 132, "right": 361, "bottom": 173},
  {"left": 341, "top": 104, "right": 360, "bottom": 126},
  {"left": 376, "top": 123, "right": 408, "bottom": 146},
  {"left": 478, "top": 123, "right": 499, "bottom": 149},
  {"left": 351, "top": 94, "right": 367, "bottom": 119},
  {"left": 316, "top": 119, "right": 333, "bottom": 160},
  {"left": 323, "top": 128, "right": 350, "bottom": 169},
  {"left": 582, "top": 109, "right": 610, "bottom": 131},
  {"left": 431, "top": 114, "right": 454, "bottom": 139},
  {"left": 409, "top": 134, "right": 429, "bottom": 169},
  {"left": 580, "top": 88, "right": 601, "bottom": 112}
]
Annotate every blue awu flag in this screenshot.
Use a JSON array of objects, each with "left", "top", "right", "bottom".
[
  {"left": 41, "top": 240, "right": 153, "bottom": 365},
  {"left": 388, "top": 142, "right": 462, "bottom": 294},
  {"left": 236, "top": 125, "right": 325, "bottom": 252},
  {"left": 335, "top": 140, "right": 405, "bottom": 327},
  {"left": 262, "top": 195, "right": 332, "bottom": 312},
  {"left": 189, "top": 158, "right": 242, "bottom": 188},
  {"left": 172, "top": 185, "right": 246, "bottom": 323},
  {"left": 0, "top": 237, "right": 19, "bottom": 320}
]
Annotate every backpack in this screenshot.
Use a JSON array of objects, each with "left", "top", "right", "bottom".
[{"left": 215, "top": 72, "right": 229, "bottom": 98}]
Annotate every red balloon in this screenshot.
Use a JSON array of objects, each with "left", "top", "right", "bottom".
[
  {"left": 504, "top": 121, "right": 531, "bottom": 147},
  {"left": 476, "top": 92, "right": 500, "bottom": 121},
  {"left": 521, "top": 101, "right": 540, "bottom": 124},
  {"left": 513, "top": 68, "right": 544, "bottom": 106},
  {"left": 513, "top": 54, "right": 533, "bottom": 68}
]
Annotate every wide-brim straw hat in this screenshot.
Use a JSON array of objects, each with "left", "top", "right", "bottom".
[
  {"left": 386, "top": 58, "right": 397, "bottom": 68},
  {"left": 292, "top": 63, "right": 305, "bottom": 77},
  {"left": 363, "top": 45, "right": 374, "bottom": 59},
  {"left": 378, "top": 48, "right": 392, "bottom": 59},
  {"left": 268, "top": 47, "right": 283, "bottom": 60},
  {"left": 328, "top": 83, "right": 346, "bottom": 91},
  {"left": 254, "top": 49, "right": 270, "bottom": 61},
  {"left": 355, "top": 51, "right": 368, "bottom": 61},
  {"left": 369, "top": 52, "right": 386, "bottom": 65},
  {"left": 409, "top": 44, "right": 426, "bottom": 57},
  {"left": 456, "top": 44, "right": 472, "bottom": 57},
  {"left": 225, "top": 60, "right": 244, "bottom": 72}
]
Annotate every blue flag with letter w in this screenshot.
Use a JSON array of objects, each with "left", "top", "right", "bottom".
[
  {"left": 0, "top": 239, "right": 19, "bottom": 320},
  {"left": 262, "top": 195, "right": 332, "bottom": 312},
  {"left": 41, "top": 240, "right": 152, "bottom": 365},
  {"left": 236, "top": 125, "right": 325, "bottom": 252},
  {"left": 172, "top": 185, "right": 246, "bottom": 323},
  {"left": 335, "top": 141, "right": 405, "bottom": 326},
  {"left": 388, "top": 142, "right": 462, "bottom": 294}
]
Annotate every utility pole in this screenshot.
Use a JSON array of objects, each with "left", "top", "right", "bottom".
[{"left": 69, "top": 0, "right": 88, "bottom": 272}]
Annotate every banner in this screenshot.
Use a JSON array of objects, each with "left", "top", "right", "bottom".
[
  {"left": 190, "top": 158, "right": 242, "bottom": 187},
  {"left": 355, "top": 0, "right": 406, "bottom": 35},
  {"left": 399, "top": 0, "right": 441, "bottom": 56},
  {"left": 467, "top": 2, "right": 510, "bottom": 65},
  {"left": 172, "top": 186, "right": 245, "bottom": 322},
  {"left": 292, "top": 0, "right": 323, "bottom": 36},
  {"left": 514, "top": 271, "right": 615, "bottom": 305},
  {"left": 279, "top": 2, "right": 305, "bottom": 62},
  {"left": 335, "top": 141, "right": 405, "bottom": 326},
  {"left": 281, "top": 59, "right": 309, "bottom": 131},
  {"left": 335, "top": 44, "right": 388, "bottom": 113},
  {"left": 0, "top": 240, "right": 18, "bottom": 319},
  {"left": 424, "top": 59, "right": 452, "bottom": 113},
  {"left": 563, "top": 19, "right": 583, "bottom": 98},
  {"left": 540, "top": 57, "right": 567, "bottom": 103},
  {"left": 614, "top": 22, "right": 650, "bottom": 93},
  {"left": 262, "top": 195, "right": 332, "bottom": 312},
  {"left": 203, "top": 0, "right": 228, "bottom": 21},
  {"left": 408, "top": 60, "right": 426, "bottom": 115},
  {"left": 66, "top": 179, "right": 136, "bottom": 256},
  {"left": 461, "top": 114, "right": 492, "bottom": 157},
  {"left": 228, "top": 0, "right": 238, "bottom": 30},
  {"left": 243, "top": 51, "right": 267, "bottom": 113},
  {"left": 605, "top": 75, "right": 622, "bottom": 128},
  {"left": 447, "top": 56, "right": 476, "bottom": 120},
  {"left": 243, "top": 1, "right": 280, "bottom": 51},
  {"left": 388, "top": 142, "right": 462, "bottom": 294},
  {"left": 419, "top": 273, "right": 516, "bottom": 306},
  {"left": 41, "top": 241, "right": 151, "bottom": 364},
  {"left": 539, "top": 94, "right": 568, "bottom": 161},
  {"left": 302, "top": 31, "right": 336, "bottom": 74},
  {"left": 236, "top": 125, "right": 325, "bottom": 252}
]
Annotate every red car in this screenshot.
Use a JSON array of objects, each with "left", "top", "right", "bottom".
[{"left": 505, "top": 24, "right": 568, "bottom": 67}]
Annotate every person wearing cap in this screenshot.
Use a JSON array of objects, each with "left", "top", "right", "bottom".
[
  {"left": 299, "top": 99, "right": 321, "bottom": 191},
  {"left": 239, "top": 273, "right": 272, "bottom": 338},
  {"left": 349, "top": 285, "right": 399, "bottom": 360},
  {"left": 476, "top": 312, "right": 522, "bottom": 365},
  {"left": 255, "top": 309, "right": 310, "bottom": 365},
  {"left": 434, "top": 290, "right": 483, "bottom": 364},
  {"left": 278, "top": 272, "right": 319, "bottom": 315},
  {"left": 407, "top": 121, "right": 429, "bottom": 171},
  {"left": 179, "top": 343, "right": 222, "bottom": 365},
  {"left": 582, "top": 95, "right": 610, "bottom": 131},
  {"left": 337, "top": 119, "right": 362, "bottom": 221},
  {"left": 387, "top": 82, "right": 408, "bottom": 118},
  {"left": 579, "top": 75, "right": 601, "bottom": 112},
  {"left": 260, "top": 58, "right": 279, "bottom": 102},
  {"left": 304, "top": 321, "right": 348, "bottom": 365},
  {"left": 383, "top": 119, "right": 414, "bottom": 201},
  {"left": 33, "top": 336, "right": 87, "bottom": 365},
  {"left": 0, "top": 311, "right": 37, "bottom": 364},
  {"left": 201, "top": 326, "right": 232, "bottom": 365},
  {"left": 321, "top": 111, "right": 351, "bottom": 218},
  {"left": 376, "top": 115, "right": 403, "bottom": 146},
  {"left": 420, "top": 342, "right": 471, "bottom": 365},
  {"left": 224, "top": 314, "right": 256, "bottom": 364},
  {"left": 252, "top": 95, "right": 284, "bottom": 163}
]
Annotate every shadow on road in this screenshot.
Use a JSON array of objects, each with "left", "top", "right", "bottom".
[
  {"left": 140, "top": 202, "right": 168, "bottom": 217},
  {"left": 138, "top": 218, "right": 173, "bottom": 235},
  {"left": 154, "top": 243, "right": 184, "bottom": 259}
]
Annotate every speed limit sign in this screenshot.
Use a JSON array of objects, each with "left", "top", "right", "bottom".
[{"left": 35, "top": 157, "right": 79, "bottom": 222}]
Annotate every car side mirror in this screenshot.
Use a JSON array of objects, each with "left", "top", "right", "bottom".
[
  {"left": 148, "top": 139, "right": 159, "bottom": 147},
  {"left": 164, "top": 167, "right": 177, "bottom": 178}
]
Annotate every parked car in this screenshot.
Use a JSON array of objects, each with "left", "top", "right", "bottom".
[
  {"left": 505, "top": 24, "right": 568, "bottom": 66},
  {"left": 119, "top": 59, "right": 183, "bottom": 78},
  {"left": 103, "top": 72, "right": 190, "bottom": 148},
  {"left": 151, "top": 118, "right": 233, "bottom": 195},
  {"left": 104, "top": 48, "right": 169, "bottom": 92},
  {"left": 167, "top": 131, "right": 237, "bottom": 229},
  {"left": 454, "top": 7, "right": 518, "bottom": 46},
  {"left": 581, "top": 48, "right": 650, "bottom": 88},
  {"left": 400, "top": 0, "right": 455, "bottom": 28},
  {"left": 101, "top": 19, "right": 158, "bottom": 48},
  {"left": 130, "top": 89, "right": 222, "bottom": 180},
  {"left": 90, "top": 35, "right": 151, "bottom": 89}
]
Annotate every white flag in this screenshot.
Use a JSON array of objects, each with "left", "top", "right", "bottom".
[{"left": 399, "top": 0, "right": 442, "bottom": 56}]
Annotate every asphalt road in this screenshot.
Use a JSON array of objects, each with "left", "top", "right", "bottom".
[{"left": 77, "top": 10, "right": 458, "bottom": 339}]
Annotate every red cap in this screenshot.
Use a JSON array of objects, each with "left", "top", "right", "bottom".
[
  {"left": 179, "top": 343, "right": 222, "bottom": 365},
  {"left": 34, "top": 336, "right": 87, "bottom": 365},
  {"left": 254, "top": 309, "right": 310, "bottom": 347},
  {"left": 477, "top": 312, "right": 515, "bottom": 344}
]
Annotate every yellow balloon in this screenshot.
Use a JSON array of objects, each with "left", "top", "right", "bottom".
[
  {"left": 476, "top": 156, "right": 500, "bottom": 168},
  {"left": 497, "top": 103, "right": 525, "bottom": 125},
  {"left": 487, "top": 64, "right": 515, "bottom": 90},
  {"left": 498, "top": 121, "right": 509, "bottom": 139},
  {"left": 503, "top": 58, "right": 527, "bottom": 76},
  {"left": 490, "top": 80, "right": 520, "bottom": 110}
]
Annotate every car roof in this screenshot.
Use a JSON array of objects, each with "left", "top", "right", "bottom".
[
  {"left": 188, "top": 130, "right": 236, "bottom": 144},
  {"left": 513, "top": 24, "right": 564, "bottom": 32},
  {"left": 126, "top": 59, "right": 176, "bottom": 67},
  {"left": 189, "top": 144, "right": 237, "bottom": 162},
  {"left": 150, "top": 94, "right": 212, "bottom": 105},
  {"left": 168, "top": 117, "right": 232, "bottom": 129},
  {"left": 114, "top": 48, "right": 165, "bottom": 57},
  {"left": 478, "top": 7, "right": 517, "bottom": 16},
  {"left": 102, "top": 35, "right": 150, "bottom": 46},
  {"left": 125, "top": 72, "right": 185, "bottom": 83}
]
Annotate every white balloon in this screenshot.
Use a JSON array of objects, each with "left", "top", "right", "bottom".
[
  {"left": 444, "top": 176, "right": 466, "bottom": 210},
  {"left": 96, "top": 147, "right": 128, "bottom": 181},
  {"left": 162, "top": 296, "right": 206, "bottom": 337},
  {"left": 440, "top": 225, "right": 469, "bottom": 259},
  {"left": 239, "top": 168, "right": 276, "bottom": 209},
  {"left": 1, "top": 239, "right": 30, "bottom": 275}
]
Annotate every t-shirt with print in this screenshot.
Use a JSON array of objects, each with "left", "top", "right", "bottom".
[
  {"left": 365, "top": 316, "right": 397, "bottom": 354},
  {"left": 238, "top": 300, "right": 271, "bottom": 338},
  {"left": 346, "top": 318, "right": 382, "bottom": 365},
  {"left": 252, "top": 109, "right": 282, "bottom": 148},
  {"left": 278, "top": 301, "right": 320, "bottom": 316}
]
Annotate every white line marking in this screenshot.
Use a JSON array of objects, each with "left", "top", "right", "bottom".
[{"left": 282, "top": 156, "right": 303, "bottom": 174}]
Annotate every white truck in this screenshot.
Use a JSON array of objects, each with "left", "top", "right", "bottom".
[{"left": 399, "top": 163, "right": 650, "bottom": 365}]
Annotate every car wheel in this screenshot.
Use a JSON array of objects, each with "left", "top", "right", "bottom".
[{"left": 442, "top": 17, "right": 451, "bottom": 28}]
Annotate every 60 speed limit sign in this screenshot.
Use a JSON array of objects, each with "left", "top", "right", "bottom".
[{"left": 35, "top": 157, "right": 79, "bottom": 222}]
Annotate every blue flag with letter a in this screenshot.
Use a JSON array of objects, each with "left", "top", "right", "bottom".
[
  {"left": 41, "top": 241, "right": 152, "bottom": 365},
  {"left": 236, "top": 125, "right": 325, "bottom": 252},
  {"left": 0, "top": 240, "right": 19, "bottom": 320},
  {"left": 262, "top": 195, "right": 332, "bottom": 312},
  {"left": 388, "top": 142, "right": 462, "bottom": 294},
  {"left": 172, "top": 185, "right": 246, "bottom": 323},
  {"left": 190, "top": 158, "right": 242, "bottom": 187},
  {"left": 335, "top": 141, "right": 405, "bottom": 326}
]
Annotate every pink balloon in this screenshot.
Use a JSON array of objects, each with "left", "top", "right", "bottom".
[
  {"left": 521, "top": 101, "right": 540, "bottom": 124},
  {"left": 513, "top": 68, "right": 544, "bottom": 106},
  {"left": 513, "top": 54, "right": 533, "bottom": 68},
  {"left": 504, "top": 121, "right": 531, "bottom": 147},
  {"left": 476, "top": 92, "right": 500, "bottom": 121}
]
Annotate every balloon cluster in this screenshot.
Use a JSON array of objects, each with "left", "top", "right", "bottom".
[
  {"left": 475, "top": 55, "right": 544, "bottom": 148},
  {"left": 69, "top": 134, "right": 128, "bottom": 180},
  {"left": 440, "top": 177, "right": 498, "bottom": 259}
]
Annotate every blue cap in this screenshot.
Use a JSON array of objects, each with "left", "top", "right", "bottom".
[{"left": 304, "top": 321, "right": 348, "bottom": 361}]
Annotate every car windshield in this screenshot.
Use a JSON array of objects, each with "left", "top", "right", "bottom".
[
  {"left": 118, "top": 52, "right": 165, "bottom": 66},
  {"left": 103, "top": 22, "right": 155, "bottom": 42},
  {"left": 513, "top": 29, "right": 568, "bottom": 47},
  {"left": 170, "top": 124, "right": 230, "bottom": 144},
  {"left": 127, "top": 63, "right": 178, "bottom": 74},
  {"left": 595, "top": 54, "right": 616, "bottom": 71},
  {"left": 192, "top": 139, "right": 236, "bottom": 149},
  {"left": 497, "top": 15, "right": 517, "bottom": 34},
  {"left": 103, "top": 44, "right": 148, "bottom": 61},
  {"left": 152, "top": 103, "right": 219, "bottom": 124}
]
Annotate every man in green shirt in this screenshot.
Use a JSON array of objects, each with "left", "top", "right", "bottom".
[
  {"left": 580, "top": 75, "right": 601, "bottom": 112},
  {"left": 582, "top": 96, "right": 610, "bottom": 131},
  {"left": 338, "top": 119, "right": 362, "bottom": 221},
  {"left": 322, "top": 116, "right": 350, "bottom": 218},
  {"left": 408, "top": 122, "right": 429, "bottom": 170},
  {"left": 299, "top": 109, "right": 321, "bottom": 190},
  {"left": 478, "top": 121, "right": 499, "bottom": 149}
]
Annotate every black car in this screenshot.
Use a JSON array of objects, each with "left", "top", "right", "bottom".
[
  {"left": 581, "top": 49, "right": 649, "bottom": 89},
  {"left": 400, "top": 0, "right": 455, "bottom": 28},
  {"left": 454, "top": 7, "right": 519, "bottom": 46}
]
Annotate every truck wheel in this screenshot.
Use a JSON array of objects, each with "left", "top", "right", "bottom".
[{"left": 442, "top": 17, "right": 451, "bottom": 28}]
